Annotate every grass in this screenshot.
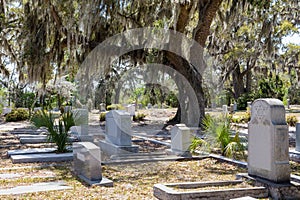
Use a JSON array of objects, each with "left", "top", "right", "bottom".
[{"left": 0, "top": 159, "right": 247, "bottom": 199}]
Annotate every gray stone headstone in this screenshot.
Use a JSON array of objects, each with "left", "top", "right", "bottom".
[
  {"left": 126, "top": 104, "right": 135, "bottom": 116},
  {"left": 2, "top": 107, "right": 12, "bottom": 115},
  {"left": 170, "top": 124, "right": 192, "bottom": 156},
  {"left": 296, "top": 123, "right": 300, "bottom": 152},
  {"left": 287, "top": 98, "right": 290, "bottom": 109},
  {"left": 247, "top": 101, "right": 252, "bottom": 110},
  {"left": 248, "top": 98, "right": 290, "bottom": 183},
  {"left": 100, "top": 103, "right": 106, "bottom": 112},
  {"left": 147, "top": 103, "right": 152, "bottom": 109},
  {"left": 222, "top": 105, "right": 228, "bottom": 114},
  {"left": 233, "top": 102, "right": 237, "bottom": 111},
  {"left": 34, "top": 107, "right": 42, "bottom": 112},
  {"left": 73, "top": 142, "right": 102, "bottom": 181},
  {"left": 64, "top": 106, "right": 71, "bottom": 113},
  {"left": 105, "top": 110, "right": 132, "bottom": 146},
  {"left": 72, "top": 109, "right": 89, "bottom": 138}
]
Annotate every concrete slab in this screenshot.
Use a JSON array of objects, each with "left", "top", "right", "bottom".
[
  {"left": 0, "top": 181, "right": 71, "bottom": 195},
  {"left": 11, "top": 153, "right": 73, "bottom": 163},
  {"left": 0, "top": 173, "right": 22, "bottom": 179},
  {"left": 20, "top": 136, "right": 78, "bottom": 144},
  {"left": 78, "top": 175, "right": 113, "bottom": 187},
  {"left": 231, "top": 197, "right": 258, "bottom": 200},
  {"left": 16, "top": 134, "right": 47, "bottom": 138},
  {"left": 7, "top": 148, "right": 56, "bottom": 157}
]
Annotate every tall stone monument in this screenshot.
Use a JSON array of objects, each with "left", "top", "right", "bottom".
[
  {"left": 248, "top": 98, "right": 290, "bottom": 183},
  {"left": 99, "top": 110, "right": 138, "bottom": 155}
]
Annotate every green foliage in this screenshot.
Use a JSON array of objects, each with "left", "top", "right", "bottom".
[
  {"left": 237, "top": 93, "right": 255, "bottom": 110},
  {"left": 231, "top": 111, "right": 251, "bottom": 124},
  {"left": 193, "top": 114, "right": 245, "bottom": 159},
  {"left": 286, "top": 115, "right": 298, "bottom": 127},
  {"left": 99, "top": 112, "right": 106, "bottom": 121},
  {"left": 5, "top": 108, "right": 29, "bottom": 122},
  {"left": 256, "top": 74, "right": 287, "bottom": 101},
  {"left": 165, "top": 91, "right": 179, "bottom": 108},
  {"left": 106, "top": 104, "right": 124, "bottom": 110},
  {"left": 31, "top": 110, "right": 75, "bottom": 153},
  {"left": 133, "top": 113, "right": 146, "bottom": 121}
]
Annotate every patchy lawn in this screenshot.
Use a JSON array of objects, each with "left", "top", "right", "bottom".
[{"left": 0, "top": 158, "right": 247, "bottom": 199}]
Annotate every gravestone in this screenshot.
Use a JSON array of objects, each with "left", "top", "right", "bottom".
[
  {"left": 147, "top": 103, "right": 152, "bottom": 109},
  {"left": 64, "top": 106, "right": 71, "bottom": 113},
  {"left": 287, "top": 99, "right": 290, "bottom": 109},
  {"left": 2, "top": 107, "right": 12, "bottom": 115},
  {"left": 296, "top": 123, "right": 300, "bottom": 152},
  {"left": 73, "top": 142, "right": 102, "bottom": 183},
  {"left": 33, "top": 107, "right": 42, "bottom": 112},
  {"left": 247, "top": 101, "right": 252, "bottom": 110},
  {"left": 126, "top": 104, "right": 135, "bottom": 116},
  {"left": 233, "top": 102, "right": 237, "bottom": 111},
  {"left": 100, "top": 103, "right": 106, "bottom": 112},
  {"left": 72, "top": 109, "right": 89, "bottom": 141},
  {"left": 222, "top": 105, "right": 228, "bottom": 114},
  {"left": 169, "top": 124, "right": 192, "bottom": 156},
  {"left": 248, "top": 98, "right": 290, "bottom": 183},
  {"left": 99, "top": 110, "right": 138, "bottom": 155},
  {"left": 230, "top": 104, "right": 234, "bottom": 114}
]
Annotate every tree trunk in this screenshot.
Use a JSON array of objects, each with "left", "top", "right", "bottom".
[
  {"left": 232, "top": 62, "right": 245, "bottom": 99},
  {"left": 166, "top": 0, "right": 222, "bottom": 127}
]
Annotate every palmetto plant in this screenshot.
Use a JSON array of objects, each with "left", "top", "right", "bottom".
[
  {"left": 31, "top": 110, "right": 75, "bottom": 153},
  {"left": 190, "top": 114, "right": 245, "bottom": 159}
]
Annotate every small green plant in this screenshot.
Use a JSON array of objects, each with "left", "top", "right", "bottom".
[
  {"left": 5, "top": 108, "right": 30, "bottom": 122},
  {"left": 191, "top": 114, "right": 245, "bottom": 159},
  {"left": 99, "top": 112, "right": 107, "bottom": 121},
  {"left": 31, "top": 110, "right": 75, "bottom": 153},
  {"left": 106, "top": 104, "right": 124, "bottom": 110},
  {"left": 286, "top": 115, "right": 298, "bottom": 127},
  {"left": 231, "top": 111, "right": 251, "bottom": 124},
  {"left": 133, "top": 113, "right": 146, "bottom": 121}
]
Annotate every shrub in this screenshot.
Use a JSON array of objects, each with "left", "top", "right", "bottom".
[
  {"left": 106, "top": 104, "right": 124, "bottom": 110},
  {"left": 194, "top": 114, "right": 245, "bottom": 159},
  {"left": 31, "top": 110, "right": 75, "bottom": 153},
  {"left": 133, "top": 113, "right": 146, "bottom": 121},
  {"left": 5, "top": 108, "right": 29, "bottom": 122},
  {"left": 99, "top": 112, "right": 106, "bottom": 121},
  {"left": 231, "top": 111, "right": 251, "bottom": 124},
  {"left": 286, "top": 115, "right": 298, "bottom": 127}
]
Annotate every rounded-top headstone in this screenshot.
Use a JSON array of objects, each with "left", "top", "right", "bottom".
[
  {"left": 248, "top": 98, "right": 290, "bottom": 183},
  {"left": 250, "top": 98, "right": 286, "bottom": 126}
]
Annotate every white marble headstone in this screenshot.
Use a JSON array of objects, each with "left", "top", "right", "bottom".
[{"left": 248, "top": 98, "right": 290, "bottom": 183}]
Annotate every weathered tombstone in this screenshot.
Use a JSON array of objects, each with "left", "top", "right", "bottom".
[
  {"left": 73, "top": 142, "right": 101, "bottom": 181},
  {"left": 126, "top": 104, "right": 135, "bottom": 116},
  {"left": 247, "top": 101, "right": 252, "bottom": 110},
  {"left": 233, "top": 102, "right": 237, "bottom": 111},
  {"left": 138, "top": 103, "right": 143, "bottom": 109},
  {"left": 230, "top": 104, "right": 234, "bottom": 114},
  {"left": 222, "top": 105, "right": 228, "bottom": 114},
  {"left": 100, "top": 103, "right": 106, "bottom": 112},
  {"left": 99, "top": 110, "right": 138, "bottom": 155},
  {"left": 287, "top": 98, "right": 290, "bottom": 109},
  {"left": 211, "top": 102, "right": 216, "bottom": 109},
  {"left": 64, "top": 106, "right": 71, "bottom": 113},
  {"left": 296, "top": 123, "right": 300, "bottom": 152},
  {"left": 248, "top": 98, "right": 290, "bottom": 183},
  {"left": 169, "top": 124, "right": 192, "bottom": 156},
  {"left": 72, "top": 109, "right": 89, "bottom": 141},
  {"left": 147, "top": 103, "right": 152, "bottom": 109},
  {"left": 2, "top": 107, "right": 12, "bottom": 115},
  {"left": 33, "top": 107, "right": 42, "bottom": 112}
]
